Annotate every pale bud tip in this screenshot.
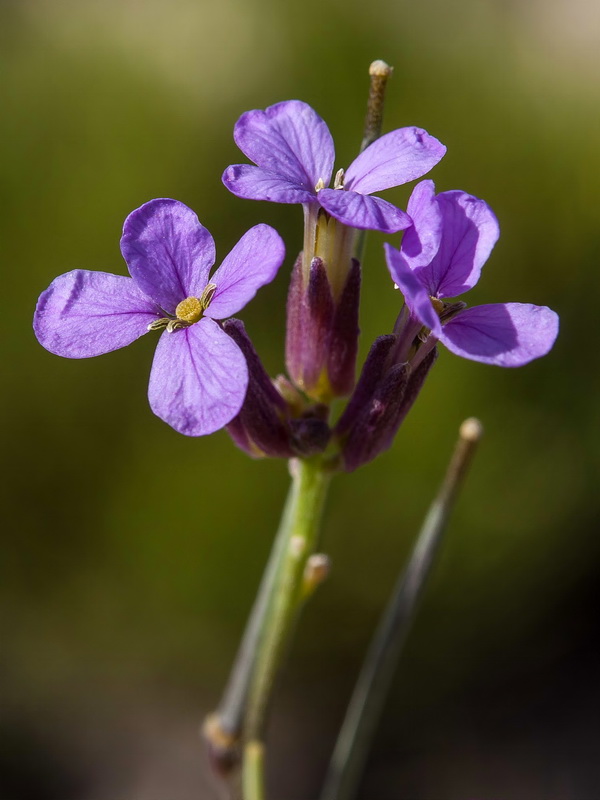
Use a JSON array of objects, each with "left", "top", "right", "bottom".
[
  {"left": 460, "top": 417, "right": 483, "bottom": 442},
  {"left": 369, "top": 60, "right": 393, "bottom": 78}
]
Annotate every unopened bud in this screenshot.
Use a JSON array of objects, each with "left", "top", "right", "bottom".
[
  {"left": 301, "top": 553, "right": 331, "bottom": 600},
  {"left": 336, "top": 337, "right": 438, "bottom": 471}
]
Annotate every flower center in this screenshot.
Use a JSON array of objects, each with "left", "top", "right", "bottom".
[
  {"left": 175, "top": 296, "right": 203, "bottom": 323},
  {"left": 147, "top": 283, "right": 217, "bottom": 333},
  {"left": 430, "top": 296, "right": 467, "bottom": 323}
]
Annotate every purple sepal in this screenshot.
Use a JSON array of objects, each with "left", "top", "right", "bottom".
[
  {"left": 336, "top": 339, "right": 438, "bottom": 471},
  {"left": 380, "top": 347, "right": 438, "bottom": 453},
  {"left": 327, "top": 259, "right": 361, "bottom": 397},
  {"left": 284, "top": 252, "right": 306, "bottom": 388},
  {"left": 335, "top": 334, "right": 396, "bottom": 439},
  {"left": 285, "top": 255, "right": 335, "bottom": 399},
  {"left": 223, "top": 320, "right": 295, "bottom": 459},
  {"left": 340, "top": 362, "right": 410, "bottom": 472}
]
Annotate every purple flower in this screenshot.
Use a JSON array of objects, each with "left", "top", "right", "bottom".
[
  {"left": 222, "top": 100, "right": 446, "bottom": 234},
  {"left": 34, "top": 199, "right": 285, "bottom": 436},
  {"left": 385, "top": 181, "right": 559, "bottom": 367}
]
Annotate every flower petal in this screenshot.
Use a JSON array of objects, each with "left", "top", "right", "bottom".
[
  {"left": 206, "top": 224, "right": 286, "bottom": 319},
  {"left": 400, "top": 180, "right": 443, "bottom": 267},
  {"left": 424, "top": 191, "right": 500, "bottom": 298},
  {"left": 34, "top": 270, "right": 159, "bottom": 358},
  {"left": 384, "top": 244, "right": 441, "bottom": 335},
  {"left": 232, "top": 100, "right": 334, "bottom": 191},
  {"left": 222, "top": 164, "right": 316, "bottom": 204},
  {"left": 148, "top": 317, "right": 248, "bottom": 436},
  {"left": 121, "top": 199, "right": 216, "bottom": 313},
  {"left": 438, "top": 303, "right": 559, "bottom": 366},
  {"left": 318, "top": 189, "right": 411, "bottom": 233},
  {"left": 345, "top": 127, "right": 446, "bottom": 195}
]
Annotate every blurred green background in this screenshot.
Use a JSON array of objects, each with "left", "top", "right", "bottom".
[{"left": 2, "top": 0, "right": 599, "bottom": 797}]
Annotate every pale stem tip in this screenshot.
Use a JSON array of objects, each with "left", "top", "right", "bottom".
[
  {"left": 460, "top": 417, "right": 484, "bottom": 443},
  {"left": 369, "top": 59, "right": 393, "bottom": 78}
]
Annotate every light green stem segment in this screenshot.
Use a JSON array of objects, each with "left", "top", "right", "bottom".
[
  {"left": 241, "top": 456, "right": 331, "bottom": 794},
  {"left": 320, "top": 418, "right": 483, "bottom": 800},
  {"left": 215, "top": 471, "right": 300, "bottom": 739},
  {"left": 245, "top": 456, "right": 331, "bottom": 739},
  {"left": 243, "top": 741, "right": 266, "bottom": 800}
]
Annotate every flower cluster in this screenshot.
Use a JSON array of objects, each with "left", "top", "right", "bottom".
[{"left": 34, "top": 85, "right": 559, "bottom": 469}]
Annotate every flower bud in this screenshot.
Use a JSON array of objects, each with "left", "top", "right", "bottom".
[
  {"left": 285, "top": 254, "right": 360, "bottom": 403},
  {"left": 335, "top": 335, "right": 438, "bottom": 471}
]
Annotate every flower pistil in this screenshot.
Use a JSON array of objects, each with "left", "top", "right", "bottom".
[{"left": 148, "top": 283, "right": 217, "bottom": 333}]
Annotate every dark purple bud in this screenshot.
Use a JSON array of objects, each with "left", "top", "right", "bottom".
[
  {"left": 327, "top": 258, "right": 361, "bottom": 397},
  {"left": 285, "top": 253, "right": 361, "bottom": 403},
  {"left": 339, "top": 362, "right": 409, "bottom": 472},
  {"left": 391, "top": 347, "right": 438, "bottom": 443},
  {"left": 223, "top": 319, "right": 295, "bottom": 459},
  {"left": 335, "top": 335, "right": 396, "bottom": 438},
  {"left": 336, "top": 338, "right": 438, "bottom": 471},
  {"left": 285, "top": 255, "right": 334, "bottom": 400}
]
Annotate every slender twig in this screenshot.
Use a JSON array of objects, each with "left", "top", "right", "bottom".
[
  {"left": 244, "top": 457, "right": 331, "bottom": 741},
  {"left": 360, "top": 59, "right": 394, "bottom": 153},
  {"left": 204, "top": 477, "right": 298, "bottom": 770},
  {"left": 320, "top": 418, "right": 484, "bottom": 800},
  {"left": 243, "top": 741, "right": 266, "bottom": 800},
  {"left": 353, "top": 59, "right": 393, "bottom": 265}
]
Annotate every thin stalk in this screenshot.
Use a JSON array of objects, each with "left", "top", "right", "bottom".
[
  {"left": 205, "top": 475, "right": 298, "bottom": 766},
  {"left": 241, "top": 456, "right": 331, "bottom": 787},
  {"left": 242, "top": 741, "right": 266, "bottom": 800},
  {"left": 353, "top": 59, "right": 393, "bottom": 265},
  {"left": 320, "top": 418, "right": 483, "bottom": 800}
]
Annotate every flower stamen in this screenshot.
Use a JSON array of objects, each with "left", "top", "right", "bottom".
[{"left": 149, "top": 284, "right": 218, "bottom": 333}]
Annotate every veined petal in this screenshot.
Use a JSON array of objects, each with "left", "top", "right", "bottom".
[
  {"left": 427, "top": 191, "right": 500, "bottom": 298},
  {"left": 318, "top": 189, "right": 411, "bottom": 233},
  {"left": 206, "top": 224, "right": 286, "bottom": 319},
  {"left": 384, "top": 244, "right": 441, "bottom": 335},
  {"left": 345, "top": 127, "right": 446, "bottom": 195},
  {"left": 148, "top": 317, "right": 248, "bottom": 436},
  {"left": 439, "top": 303, "right": 559, "bottom": 366},
  {"left": 232, "top": 100, "right": 335, "bottom": 191},
  {"left": 34, "top": 270, "right": 159, "bottom": 358},
  {"left": 121, "top": 199, "right": 216, "bottom": 314},
  {"left": 400, "top": 180, "right": 443, "bottom": 268},
  {"left": 222, "top": 165, "right": 316, "bottom": 204}
]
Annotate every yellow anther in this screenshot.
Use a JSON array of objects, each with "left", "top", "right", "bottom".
[
  {"left": 431, "top": 296, "right": 444, "bottom": 315},
  {"left": 175, "top": 296, "right": 203, "bottom": 323},
  {"left": 315, "top": 177, "right": 326, "bottom": 192}
]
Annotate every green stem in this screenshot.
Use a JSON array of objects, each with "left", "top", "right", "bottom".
[
  {"left": 242, "top": 456, "right": 331, "bottom": 788},
  {"left": 320, "top": 418, "right": 483, "bottom": 800},
  {"left": 213, "top": 477, "right": 298, "bottom": 737},
  {"left": 243, "top": 741, "right": 266, "bottom": 800},
  {"left": 353, "top": 59, "right": 393, "bottom": 265}
]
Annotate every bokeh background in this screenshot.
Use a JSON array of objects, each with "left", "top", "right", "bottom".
[{"left": 2, "top": 0, "right": 599, "bottom": 798}]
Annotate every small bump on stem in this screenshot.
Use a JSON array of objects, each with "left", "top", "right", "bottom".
[{"left": 301, "top": 553, "right": 331, "bottom": 600}]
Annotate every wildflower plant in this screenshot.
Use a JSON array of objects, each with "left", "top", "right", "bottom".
[{"left": 33, "top": 60, "right": 558, "bottom": 800}]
